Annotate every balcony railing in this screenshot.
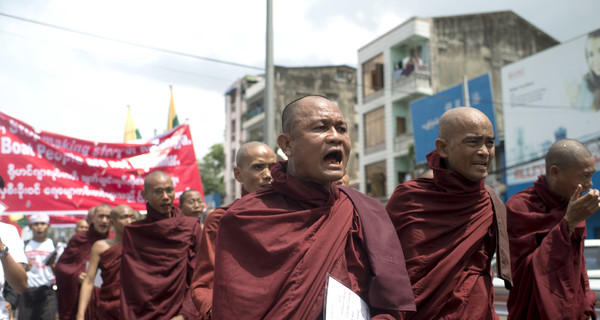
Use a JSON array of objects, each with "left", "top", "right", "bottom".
[
  {"left": 393, "top": 70, "right": 431, "bottom": 96},
  {"left": 394, "top": 133, "right": 414, "bottom": 153},
  {"left": 244, "top": 105, "right": 264, "bottom": 121}
]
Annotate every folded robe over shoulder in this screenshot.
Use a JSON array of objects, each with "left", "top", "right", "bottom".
[
  {"left": 97, "top": 244, "right": 122, "bottom": 320},
  {"left": 55, "top": 227, "right": 107, "bottom": 320},
  {"left": 506, "top": 175, "right": 596, "bottom": 319},
  {"left": 212, "top": 161, "right": 415, "bottom": 320},
  {"left": 386, "top": 150, "right": 512, "bottom": 320},
  {"left": 120, "top": 204, "right": 201, "bottom": 320}
]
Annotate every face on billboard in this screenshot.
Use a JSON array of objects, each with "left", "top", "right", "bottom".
[{"left": 586, "top": 36, "right": 600, "bottom": 77}]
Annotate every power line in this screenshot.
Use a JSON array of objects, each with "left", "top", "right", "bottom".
[{"left": 0, "top": 12, "right": 265, "bottom": 71}]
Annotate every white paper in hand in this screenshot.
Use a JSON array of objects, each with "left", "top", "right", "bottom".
[{"left": 324, "top": 274, "right": 370, "bottom": 320}]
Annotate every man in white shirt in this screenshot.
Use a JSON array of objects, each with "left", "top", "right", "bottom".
[
  {"left": 0, "top": 222, "right": 28, "bottom": 320},
  {"left": 18, "top": 213, "right": 57, "bottom": 320}
]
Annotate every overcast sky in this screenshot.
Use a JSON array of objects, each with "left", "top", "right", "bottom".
[{"left": 0, "top": 0, "right": 599, "bottom": 159}]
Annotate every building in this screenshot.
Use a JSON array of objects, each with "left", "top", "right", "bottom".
[
  {"left": 355, "top": 11, "right": 558, "bottom": 200},
  {"left": 223, "top": 65, "right": 358, "bottom": 204}
]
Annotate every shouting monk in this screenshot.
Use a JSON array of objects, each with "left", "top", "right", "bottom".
[
  {"left": 386, "top": 107, "right": 512, "bottom": 319},
  {"left": 191, "top": 141, "right": 277, "bottom": 319},
  {"left": 120, "top": 171, "right": 201, "bottom": 320},
  {"left": 506, "top": 139, "right": 598, "bottom": 319},
  {"left": 76, "top": 205, "right": 139, "bottom": 320},
  {"left": 55, "top": 204, "right": 111, "bottom": 320},
  {"left": 212, "top": 95, "right": 415, "bottom": 319}
]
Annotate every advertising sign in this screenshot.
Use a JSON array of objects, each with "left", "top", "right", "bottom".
[
  {"left": 0, "top": 112, "right": 204, "bottom": 215},
  {"left": 410, "top": 73, "right": 496, "bottom": 164},
  {"left": 502, "top": 28, "right": 600, "bottom": 195}
]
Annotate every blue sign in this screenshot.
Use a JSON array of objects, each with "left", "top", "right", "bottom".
[{"left": 410, "top": 73, "right": 496, "bottom": 164}]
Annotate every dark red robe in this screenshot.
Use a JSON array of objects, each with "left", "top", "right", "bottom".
[
  {"left": 55, "top": 227, "right": 108, "bottom": 320},
  {"left": 190, "top": 204, "right": 230, "bottom": 319},
  {"left": 97, "top": 244, "right": 122, "bottom": 320},
  {"left": 386, "top": 150, "right": 512, "bottom": 320},
  {"left": 120, "top": 204, "right": 201, "bottom": 320},
  {"left": 212, "top": 161, "right": 415, "bottom": 319},
  {"left": 506, "top": 175, "right": 596, "bottom": 319}
]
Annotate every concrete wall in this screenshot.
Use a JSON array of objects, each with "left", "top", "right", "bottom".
[{"left": 430, "top": 11, "right": 559, "bottom": 135}]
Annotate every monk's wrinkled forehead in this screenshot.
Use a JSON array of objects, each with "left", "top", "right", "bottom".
[
  {"left": 438, "top": 107, "right": 492, "bottom": 140},
  {"left": 283, "top": 96, "right": 343, "bottom": 134}
]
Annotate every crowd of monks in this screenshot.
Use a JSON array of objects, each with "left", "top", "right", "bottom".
[{"left": 41, "top": 95, "right": 598, "bottom": 319}]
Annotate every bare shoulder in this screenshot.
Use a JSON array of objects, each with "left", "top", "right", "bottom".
[{"left": 91, "top": 239, "right": 111, "bottom": 254}]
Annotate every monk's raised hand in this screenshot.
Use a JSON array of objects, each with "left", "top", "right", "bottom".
[{"left": 564, "top": 185, "right": 600, "bottom": 233}]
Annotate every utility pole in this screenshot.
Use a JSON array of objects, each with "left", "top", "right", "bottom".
[
  {"left": 463, "top": 75, "right": 470, "bottom": 108},
  {"left": 264, "top": 0, "right": 275, "bottom": 149}
]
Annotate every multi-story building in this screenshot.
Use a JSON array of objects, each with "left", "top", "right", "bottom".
[
  {"left": 355, "top": 11, "right": 559, "bottom": 201},
  {"left": 224, "top": 65, "right": 358, "bottom": 204}
]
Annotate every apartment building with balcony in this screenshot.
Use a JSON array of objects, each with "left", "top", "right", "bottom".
[
  {"left": 224, "top": 65, "right": 358, "bottom": 204},
  {"left": 355, "top": 11, "right": 558, "bottom": 201}
]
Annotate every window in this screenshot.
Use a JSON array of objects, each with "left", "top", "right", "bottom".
[
  {"left": 364, "top": 107, "right": 385, "bottom": 154},
  {"left": 362, "top": 54, "right": 384, "bottom": 99},
  {"left": 396, "top": 117, "right": 406, "bottom": 136},
  {"left": 366, "top": 161, "right": 386, "bottom": 198}
]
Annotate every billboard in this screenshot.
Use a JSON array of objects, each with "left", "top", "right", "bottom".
[
  {"left": 0, "top": 112, "right": 204, "bottom": 215},
  {"left": 502, "top": 28, "right": 600, "bottom": 195},
  {"left": 410, "top": 73, "right": 496, "bottom": 164}
]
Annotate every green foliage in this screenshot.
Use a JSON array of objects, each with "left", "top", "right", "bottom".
[{"left": 198, "top": 143, "right": 225, "bottom": 198}]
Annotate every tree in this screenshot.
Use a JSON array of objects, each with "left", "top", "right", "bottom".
[{"left": 198, "top": 143, "right": 225, "bottom": 198}]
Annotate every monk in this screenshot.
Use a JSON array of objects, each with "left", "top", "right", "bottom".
[
  {"left": 75, "top": 220, "right": 89, "bottom": 233},
  {"left": 178, "top": 189, "right": 205, "bottom": 219},
  {"left": 506, "top": 139, "right": 598, "bottom": 319},
  {"left": 191, "top": 141, "right": 277, "bottom": 319},
  {"left": 386, "top": 107, "right": 513, "bottom": 319},
  {"left": 55, "top": 204, "right": 111, "bottom": 320},
  {"left": 212, "top": 95, "right": 415, "bottom": 319},
  {"left": 120, "top": 170, "right": 201, "bottom": 320},
  {"left": 76, "top": 205, "right": 138, "bottom": 320}
]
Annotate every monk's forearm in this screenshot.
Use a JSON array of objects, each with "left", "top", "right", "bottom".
[
  {"left": 76, "top": 280, "right": 94, "bottom": 318},
  {"left": 1, "top": 255, "right": 27, "bottom": 294}
]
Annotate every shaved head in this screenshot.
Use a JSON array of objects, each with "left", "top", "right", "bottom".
[
  {"left": 434, "top": 107, "right": 495, "bottom": 181},
  {"left": 236, "top": 141, "right": 273, "bottom": 167},
  {"left": 281, "top": 95, "right": 334, "bottom": 134},
  {"left": 438, "top": 107, "right": 491, "bottom": 141},
  {"left": 144, "top": 170, "right": 171, "bottom": 191},
  {"left": 110, "top": 204, "right": 138, "bottom": 221},
  {"left": 545, "top": 139, "right": 593, "bottom": 172}
]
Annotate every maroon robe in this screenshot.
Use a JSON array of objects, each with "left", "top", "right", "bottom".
[
  {"left": 97, "top": 244, "right": 122, "bottom": 320},
  {"left": 190, "top": 204, "right": 230, "bottom": 319},
  {"left": 386, "top": 150, "right": 512, "bottom": 320},
  {"left": 55, "top": 227, "right": 107, "bottom": 320},
  {"left": 120, "top": 204, "right": 201, "bottom": 320},
  {"left": 506, "top": 175, "right": 596, "bottom": 319},
  {"left": 212, "top": 161, "right": 415, "bottom": 319}
]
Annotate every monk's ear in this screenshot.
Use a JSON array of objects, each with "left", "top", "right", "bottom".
[
  {"left": 435, "top": 138, "right": 449, "bottom": 158},
  {"left": 277, "top": 133, "right": 293, "bottom": 158},
  {"left": 233, "top": 166, "right": 243, "bottom": 183},
  {"left": 141, "top": 189, "right": 148, "bottom": 201},
  {"left": 548, "top": 165, "right": 561, "bottom": 179}
]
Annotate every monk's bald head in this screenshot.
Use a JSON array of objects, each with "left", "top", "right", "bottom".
[
  {"left": 545, "top": 139, "right": 593, "bottom": 173},
  {"left": 281, "top": 95, "right": 334, "bottom": 134},
  {"left": 434, "top": 107, "right": 495, "bottom": 182},
  {"left": 236, "top": 141, "right": 273, "bottom": 167},
  {"left": 545, "top": 139, "right": 596, "bottom": 200},
  {"left": 144, "top": 170, "right": 171, "bottom": 191},
  {"left": 438, "top": 107, "right": 492, "bottom": 141},
  {"left": 234, "top": 141, "right": 277, "bottom": 193}
]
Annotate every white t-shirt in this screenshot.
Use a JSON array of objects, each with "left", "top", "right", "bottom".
[
  {"left": 0, "top": 223, "right": 27, "bottom": 320},
  {"left": 24, "top": 238, "right": 55, "bottom": 287}
]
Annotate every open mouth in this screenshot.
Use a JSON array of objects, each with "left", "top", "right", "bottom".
[
  {"left": 473, "top": 161, "right": 487, "bottom": 169},
  {"left": 324, "top": 150, "right": 343, "bottom": 166}
]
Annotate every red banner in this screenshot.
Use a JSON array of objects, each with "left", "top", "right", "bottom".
[{"left": 0, "top": 112, "right": 204, "bottom": 215}]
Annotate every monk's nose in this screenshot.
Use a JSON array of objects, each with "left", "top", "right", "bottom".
[{"left": 326, "top": 128, "right": 343, "bottom": 144}]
